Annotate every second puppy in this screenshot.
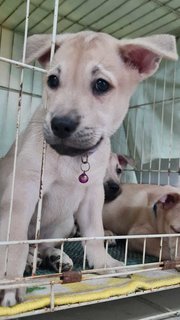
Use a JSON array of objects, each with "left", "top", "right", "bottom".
[{"left": 103, "top": 153, "right": 180, "bottom": 260}]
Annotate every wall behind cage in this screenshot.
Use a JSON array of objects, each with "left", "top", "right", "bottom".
[
  {"left": 0, "top": 26, "right": 179, "bottom": 187},
  {"left": 111, "top": 38, "right": 180, "bottom": 186},
  {"left": 0, "top": 27, "right": 42, "bottom": 157}
]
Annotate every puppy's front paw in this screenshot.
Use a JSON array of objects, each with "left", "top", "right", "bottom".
[
  {"left": 0, "top": 288, "right": 25, "bottom": 307},
  {"left": 99, "top": 255, "right": 130, "bottom": 278},
  {"left": 104, "top": 230, "right": 116, "bottom": 246},
  {"left": 46, "top": 249, "right": 73, "bottom": 272},
  {"left": 25, "top": 247, "right": 43, "bottom": 274}
]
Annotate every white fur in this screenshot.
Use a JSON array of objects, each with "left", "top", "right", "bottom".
[{"left": 0, "top": 31, "right": 177, "bottom": 306}]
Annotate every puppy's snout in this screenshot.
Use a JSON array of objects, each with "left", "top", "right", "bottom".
[
  {"left": 107, "top": 181, "right": 120, "bottom": 193},
  {"left": 51, "top": 115, "right": 80, "bottom": 139},
  {"left": 104, "top": 180, "right": 121, "bottom": 203}
]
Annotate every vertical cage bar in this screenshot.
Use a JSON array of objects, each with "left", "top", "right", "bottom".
[
  {"left": 124, "top": 238, "right": 129, "bottom": 266},
  {"left": 32, "top": 0, "right": 59, "bottom": 274},
  {"left": 50, "top": 282, "right": 55, "bottom": 311},
  {"left": 133, "top": 108, "right": 138, "bottom": 160},
  {"left": 142, "top": 238, "right": 146, "bottom": 265},
  {"left": 50, "top": 0, "right": 59, "bottom": 62},
  {"left": 148, "top": 78, "right": 157, "bottom": 185},
  {"left": 175, "top": 237, "right": 179, "bottom": 259},
  {"left": 4, "top": 0, "right": 31, "bottom": 275},
  {"left": 139, "top": 108, "right": 145, "bottom": 184},
  {"left": 59, "top": 242, "right": 64, "bottom": 273},
  {"left": 159, "top": 237, "right": 163, "bottom": 262},
  {"left": 167, "top": 62, "right": 176, "bottom": 185},
  {"left": 83, "top": 241, "right": 87, "bottom": 270},
  {"left": 158, "top": 61, "right": 167, "bottom": 185},
  {"left": 125, "top": 112, "right": 130, "bottom": 156},
  {"left": 32, "top": 139, "right": 47, "bottom": 275}
]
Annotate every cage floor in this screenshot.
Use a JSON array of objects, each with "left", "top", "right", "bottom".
[
  {"left": 1, "top": 241, "right": 180, "bottom": 318},
  {"left": 32, "top": 240, "right": 158, "bottom": 276}
]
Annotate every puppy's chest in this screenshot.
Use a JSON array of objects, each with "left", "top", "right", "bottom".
[{"left": 44, "top": 153, "right": 106, "bottom": 187}]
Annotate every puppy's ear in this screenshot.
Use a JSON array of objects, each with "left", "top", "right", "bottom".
[
  {"left": 25, "top": 33, "right": 73, "bottom": 67},
  {"left": 119, "top": 34, "right": 178, "bottom": 80},
  {"left": 25, "top": 35, "right": 55, "bottom": 67},
  {"left": 157, "top": 193, "right": 180, "bottom": 210},
  {"left": 117, "top": 154, "right": 135, "bottom": 169}
]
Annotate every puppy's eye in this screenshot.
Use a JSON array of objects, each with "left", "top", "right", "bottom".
[
  {"left": 116, "top": 167, "right": 122, "bottom": 175},
  {"left": 92, "top": 78, "right": 111, "bottom": 95},
  {"left": 47, "top": 75, "right": 59, "bottom": 89}
]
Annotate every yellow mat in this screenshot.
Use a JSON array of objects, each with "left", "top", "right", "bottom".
[{"left": 0, "top": 269, "right": 180, "bottom": 317}]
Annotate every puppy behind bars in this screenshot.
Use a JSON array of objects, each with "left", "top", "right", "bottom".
[
  {"left": 103, "top": 153, "right": 180, "bottom": 260},
  {"left": 0, "top": 31, "right": 177, "bottom": 306}
]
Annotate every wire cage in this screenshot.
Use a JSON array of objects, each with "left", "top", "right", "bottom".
[{"left": 0, "top": 0, "right": 180, "bottom": 319}]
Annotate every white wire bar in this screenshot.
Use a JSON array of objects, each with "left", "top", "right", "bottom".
[
  {"left": 0, "top": 263, "right": 167, "bottom": 289},
  {"left": 175, "top": 237, "right": 179, "bottom": 259},
  {"left": 59, "top": 242, "right": 64, "bottom": 273},
  {"left": 142, "top": 238, "right": 147, "bottom": 265},
  {"left": 159, "top": 237, "right": 163, "bottom": 262},
  {"left": 32, "top": 139, "right": 47, "bottom": 274},
  {"left": 133, "top": 108, "right": 138, "bottom": 160},
  {"left": 32, "top": 0, "right": 59, "bottom": 275},
  {"left": 0, "top": 56, "right": 46, "bottom": 73},
  {"left": 4, "top": 0, "right": 31, "bottom": 276},
  {"left": 83, "top": 241, "right": 87, "bottom": 270},
  {"left": 157, "top": 61, "right": 167, "bottom": 186},
  {"left": 148, "top": 78, "right": 157, "bottom": 185},
  {"left": 1, "top": 233, "right": 180, "bottom": 246},
  {"left": 124, "top": 238, "right": 129, "bottom": 266},
  {"left": 167, "top": 61, "right": 177, "bottom": 185},
  {"left": 139, "top": 108, "right": 145, "bottom": 184}
]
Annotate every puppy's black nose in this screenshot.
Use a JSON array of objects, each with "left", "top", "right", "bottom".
[
  {"left": 104, "top": 180, "right": 121, "bottom": 203},
  {"left": 107, "top": 181, "right": 120, "bottom": 193},
  {"left": 51, "top": 115, "right": 79, "bottom": 139}
]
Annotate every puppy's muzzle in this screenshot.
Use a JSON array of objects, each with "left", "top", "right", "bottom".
[
  {"left": 51, "top": 116, "right": 79, "bottom": 139},
  {"left": 104, "top": 180, "right": 121, "bottom": 203},
  {"left": 45, "top": 113, "right": 103, "bottom": 157}
]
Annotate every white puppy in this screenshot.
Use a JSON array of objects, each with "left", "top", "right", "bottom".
[
  {"left": 25, "top": 153, "right": 131, "bottom": 273},
  {"left": 104, "top": 153, "right": 134, "bottom": 202},
  {"left": 0, "top": 32, "right": 177, "bottom": 306}
]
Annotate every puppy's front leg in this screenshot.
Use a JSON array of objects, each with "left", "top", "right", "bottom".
[
  {"left": 0, "top": 175, "right": 39, "bottom": 306},
  {"left": 76, "top": 185, "right": 122, "bottom": 270}
]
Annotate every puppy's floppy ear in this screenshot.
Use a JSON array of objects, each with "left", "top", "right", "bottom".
[
  {"left": 26, "top": 34, "right": 55, "bottom": 67},
  {"left": 117, "top": 154, "right": 135, "bottom": 169},
  {"left": 119, "top": 34, "right": 178, "bottom": 80},
  {"left": 25, "top": 33, "right": 74, "bottom": 67},
  {"left": 157, "top": 193, "right": 180, "bottom": 210}
]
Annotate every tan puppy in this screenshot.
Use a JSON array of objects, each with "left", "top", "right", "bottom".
[
  {"left": 103, "top": 156, "right": 180, "bottom": 260},
  {"left": 0, "top": 32, "right": 177, "bottom": 306},
  {"left": 104, "top": 153, "right": 134, "bottom": 202}
]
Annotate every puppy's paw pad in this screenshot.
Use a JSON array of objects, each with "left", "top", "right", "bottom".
[
  {"left": 26, "top": 249, "right": 43, "bottom": 274},
  {"left": 104, "top": 230, "right": 117, "bottom": 246},
  {"left": 48, "top": 255, "right": 73, "bottom": 272}
]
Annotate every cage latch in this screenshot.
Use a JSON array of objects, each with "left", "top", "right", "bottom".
[
  {"left": 162, "top": 260, "right": 180, "bottom": 271},
  {"left": 60, "top": 271, "right": 82, "bottom": 284}
]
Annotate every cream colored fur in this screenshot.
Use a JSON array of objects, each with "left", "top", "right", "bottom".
[
  {"left": 0, "top": 31, "right": 177, "bottom": 306},
  {"left": 103, "top": 157, "right": 180, "bottom": 260}
]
